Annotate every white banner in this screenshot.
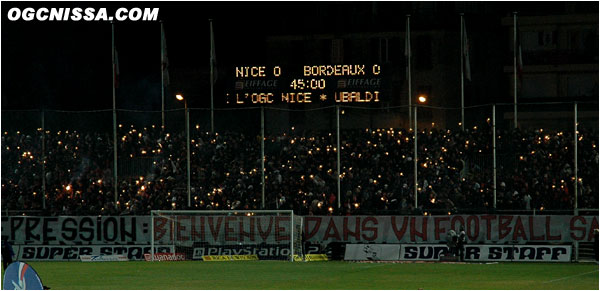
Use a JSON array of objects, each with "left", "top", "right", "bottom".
[
  {"left": 399, "top": 244, "right": 572, "bottom": 262},
  {"left": 2, "top": 215, "right": 597, "bottom": 245},
  {"left": 0, "top": 216, "right": 291, "bottom": 245},
  {"left": 304, "top": 215, "right": 598, "bottom": 244},
  {"left": 465, "top": 244, "right": 572, "bottom": 262},
  {"left": 344, "top": 244, "right": 400, "bottom": 261},
  {"left": 15, "top": 245, "right": 174, "bottom": 261},
  {"left": 1, "top": 216, "right": 148, "bottom": 244},
  {"left": 399, "top": 244, "right": 450, "bottom": 261}
]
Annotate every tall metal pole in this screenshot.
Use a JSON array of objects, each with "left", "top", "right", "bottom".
[
  {"left": 413, "top": 105, "right": 418, "bottom": 209},
  {"left": 209, "top": 19, "right": 215, "bottom": 133},
  {"left": 150, "top": 211, "right": 154, "bottom": 261},
  {"left": 112, "top": 22, "right": 118, "bottom": 204},
  {"left": 492, "top": 104, "right": 497, "bottom": 209},
  {"left": 513, "top": 12, "right": 518, "bottom": 129},
  {"left": 574, "top": 102, "right": 578, "bottom": 212},
  {"left": 460, "top": 13, "right": 465, "bottom": 131},
  {"left": 407, "top": 15, "right": 412, "bottom": 129},
  {"left": 336, "top": 105, "right": 341, "bottom": 209},
  {"left": 41, "top": 110, "right": 46, "bottom": 209},
  {"left": 185, "top": 101, "right": 191, "bottom": 208},
  {"left": 261, "top": 107, "right": 265, "bottom": 209},
  {"left": 574, "top": 103, "right": 579, "bottom": 261},
  {"left": 161, "top": 21, "right": 165, "bottom": 129}
]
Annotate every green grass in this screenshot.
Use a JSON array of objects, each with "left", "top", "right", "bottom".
[{"left": 2, "top": 261, "right": 598, "bottom": 290}]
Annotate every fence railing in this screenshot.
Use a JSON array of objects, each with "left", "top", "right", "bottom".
[{"left": 1, "top": 102, "right": 598, "bottom": 215}]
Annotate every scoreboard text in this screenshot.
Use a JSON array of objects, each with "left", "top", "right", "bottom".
[{"left": 226, "top": 64, "right": 382, "bottom": 105}]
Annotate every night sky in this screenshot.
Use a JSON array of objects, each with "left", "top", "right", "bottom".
[{"left": 1, "top": 1, "right": 595, "bottom": 111}]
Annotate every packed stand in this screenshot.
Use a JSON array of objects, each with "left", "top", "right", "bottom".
[{"left": 1, "top": 122, "right": 598, "bottom": 215}]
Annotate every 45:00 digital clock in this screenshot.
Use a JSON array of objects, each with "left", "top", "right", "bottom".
[{"left": 289, "top": 79, "right": 326, "bottom": 90}]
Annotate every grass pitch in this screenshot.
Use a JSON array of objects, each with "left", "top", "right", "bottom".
[{"left": 2, "top": 261, "right": 598, "bottom": 290}]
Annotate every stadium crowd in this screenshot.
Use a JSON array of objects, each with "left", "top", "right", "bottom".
[{"left": 1, "top": 122, "right": 598, "bottom": 216}]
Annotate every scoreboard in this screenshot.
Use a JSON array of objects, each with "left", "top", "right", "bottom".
[{"left": 225, "top": 64, "right": 383, "bottom": 105}]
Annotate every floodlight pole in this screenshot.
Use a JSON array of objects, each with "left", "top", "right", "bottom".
[
  {"left": 492, "top": 104, "right": 497, "bottom": 209},
  {"left": 185, "top": 100, "right": 191, "bottom": 208},
  {"left": 406, "top": 15, "right": 412, "bottom": 129},
  {"left": 261, "top": 106, "right": 265, "bottom": 209},
  {"left": 574, "top": 102, "right": 578, "bottom": 213},
  {"left": 460, "top": 13, "right": 465, "bottom": 131},
  {"left": 112, "top": 21, "right": 118, "bottom": 204},
  {"left": 513, "top": 12, "right": 518, "bottom": 129},
  {"left": 210, "top": 19, "right": 215, "bottom": 133},
  {"left": 161, "top": 21, "right": 165, "bottom": 129},
  {"left": 413, "top": 105, "right": 418, "bottom": 209},
  {"left": 336, "top": 105, "right": 341, "bottom": 209},
  {"left": 41, "top": 109, "right": 46, "bottom": 209},
  {"left": 574, "top": 102, "right": 578, "bottom": 261}
]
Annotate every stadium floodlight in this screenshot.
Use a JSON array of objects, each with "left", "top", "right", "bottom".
[
  {"left": 150, "top": 210, "right": 304, "bottom": 262},
  {"left": 175, "top": 93, "right": 192, "bottom": 207}
]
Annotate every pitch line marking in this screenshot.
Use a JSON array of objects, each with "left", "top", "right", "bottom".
[{"left": 542, "top": 269, "right": 599, "bottom": 283}]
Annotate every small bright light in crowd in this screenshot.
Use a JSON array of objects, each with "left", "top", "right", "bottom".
[
  {"left": 65, "top": 185, "right": 71, "bottom": 191},
  {"left": 328, "top": 207, "right": 333, "bottom": 213},
  {"left": 176, "top": 94, "right": 184, "bottom": 101},
  {"left": 418, "top": 96, "right": 427, "bottom": 103}
]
